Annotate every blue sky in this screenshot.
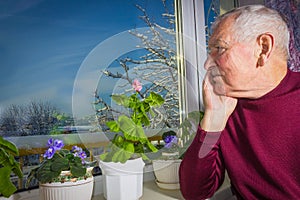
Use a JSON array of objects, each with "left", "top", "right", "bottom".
[{"left": 0, "top": 0, "right": 173, "bottom": 118}]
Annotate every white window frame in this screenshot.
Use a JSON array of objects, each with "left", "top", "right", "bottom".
[{"left": 176, "top": 0, "right": 207, "bottom": 122}]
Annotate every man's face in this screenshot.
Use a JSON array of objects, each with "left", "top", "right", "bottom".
[{"left": 205, "top": 18, "right": 259, "bottom": 98}]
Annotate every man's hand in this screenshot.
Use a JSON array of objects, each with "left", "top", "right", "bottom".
[{"left": 200, "top": 68, "right": 238, "bottom": 132}]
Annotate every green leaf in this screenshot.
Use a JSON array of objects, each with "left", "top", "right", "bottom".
[
  {"left": 0, "top": 149, "right": 22, "bottom": 179},
  {"left": 145, "top": 140, "right": 158, "bottom": 152},
  {"left": 139, "top": 113, "right": 150, "bottom": 126},
  {"left": 140, "top": 153, "right": 149, "bottom": 161},
  {"left": 0, "top": 167, "right": 17, "bottom": 198},
  {"left": 118, "top": 115, "right": 147, "bottom": 142},
  {"left": 0, "top": 137, "right": 19, "bottom": 156},
  {"left": 111, "top": 94, "right": 130, "bottom": 107},
  {"left": 11, "top": 162, "right": 23, "bottom": 178},
  {"left": 142, "top": 101, "right": 150, "bottom": 112},
  {"left": 70, "top": 157, "right": 86, "bottom": 177},
  {"left": 50, "top": 156, "right": 69, "bottom": 172},
  {"left": 139, "top": 102, "right": 146, "bottom": 113},
  {"left": 59, "top": 149, "right": 70, "bottom": 156},
  {"left": 134, "top": 142, "right": 144, "bottom": 153},
  {"left": 99, "top": 144, "right": 121, "bottom": 162},
  {"left": 99, "top": 152, "right": 109, "bottom": 161},
  {"left": 112, "top": 135, "right": 124, "bottom": 146},
  {"left": 101, "top": 141, "right": 135, "bottom": 163},
  {"left": 36, "top": 161, "right": 60, "bottom": 183},
  {"left": 106, "top": 121, "right": 120, "bottom": 132},
  {"left": 128, "top": 94, "right": 140, "bottom": 109},
  {"left": 145, "top": 92, "right": 164, "bottom": 107},
  {"left": 124, "top": 141, "right": 135, "bottom": 153},
  {"left": 111, "top": 148, "right": 133, "bottom": 163},
  {"left": 0, "top": 149, "right": 10, "bottom": 166},
  {"left": 0, "top": 138, "right": 23, "bottom": 197}
]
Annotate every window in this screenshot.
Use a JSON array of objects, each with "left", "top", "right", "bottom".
[
  {"left": 0, "top": 0, "right": 180, "bottom": 191},
  {"left": 0, "top": 0, "right": 239, "bottom": 194}
]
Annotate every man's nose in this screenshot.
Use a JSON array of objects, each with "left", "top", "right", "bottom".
[{"left": 204, "top": 55, "right": 216, "bottom": 70}]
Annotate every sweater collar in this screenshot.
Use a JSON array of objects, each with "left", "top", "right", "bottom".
[{"left": 238, "top": 69, "right": 291, "bottom": 103}]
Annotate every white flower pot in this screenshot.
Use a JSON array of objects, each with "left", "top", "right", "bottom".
[
  {"left": 99, "top": 158, "right": 145, "bottom": 200},
  {"left": 39, "top": 176, "right": 94, "bottom": 200},
  {"left": 152, "top": 159, "right": 181, "bottom": 190}
]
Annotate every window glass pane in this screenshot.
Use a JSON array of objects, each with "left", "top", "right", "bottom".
[
  {"left": 0, "top": 0, "right": 178, "bottom": 191},
  {"left": 0, "top": 1, "right": 177, "bottom": 136}
]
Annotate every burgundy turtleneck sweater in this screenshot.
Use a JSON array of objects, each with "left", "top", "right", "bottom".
[{"left": 179, "top": 69, "right": 300, "bottom": 200}]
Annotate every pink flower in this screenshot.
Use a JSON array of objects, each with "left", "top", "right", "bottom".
[{"left": 132, "top": 79, "right": 142, "bottom": 92}]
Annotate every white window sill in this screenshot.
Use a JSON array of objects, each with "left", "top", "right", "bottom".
[
  {"left": 0, "top": 164, "right": 184, "bottom": 200},
  {"left": 1, "top": 164, "right": 233, "bottom": 200}
]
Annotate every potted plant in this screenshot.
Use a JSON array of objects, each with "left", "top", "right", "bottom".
[
  {"left": 26, "top": 138, "right": 95, "bottom": 200},
  {"left": 98, "top": 79, "right": 164, "bottom": 200},
  {"left": 152, "top": 111, "right": 204, "bottom": 190},
  {"left": 0, "top": 136, "right": 23, "bottom": 198},
  {"left": 152, "top": 130, "right": 181, "bottom": 190}
]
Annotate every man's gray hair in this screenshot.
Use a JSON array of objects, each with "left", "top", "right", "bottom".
[{"left": 212, "top": 5, "right": 290, "bottom": 59}]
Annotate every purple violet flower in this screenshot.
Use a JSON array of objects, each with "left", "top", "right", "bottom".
[
  {"left": 79, "top": 151, "right": 87, "bottom": 159},
  {"left": 47, "top": 138, "right": 53, "bottom": 147},
  {"left": 44, "top": 146, "right": 56, "bottom": 159},
  {"left": 164, "top": 135, "right": 178, "bottom": 149},
  {"left": 72, "top": 145, "right": 81, "bottom": 152},
  {"left": 44, "top": 138, "right": 64, "bottom": 159},
  {"left": 53, "top": 139, "right": 64, "bottom": 150},
  {"left": 72, "top": 146, "right": 86, "bottom": 164},
  {"left": 79, "top": 151, "right": 87, "bottom": 164}
]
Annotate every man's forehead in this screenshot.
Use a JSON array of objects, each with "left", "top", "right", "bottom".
[
  {"left": 208, "top": 38, "right": 230, "bottom": 46},
  {"left": 209, "top": 18, "right": 234, "bottom": 45}
]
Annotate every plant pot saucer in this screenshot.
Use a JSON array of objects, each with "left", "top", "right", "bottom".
[{"left": 155, "top": 179, "right": 180, "bottom": 190}]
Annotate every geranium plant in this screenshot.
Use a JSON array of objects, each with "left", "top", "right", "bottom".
[
  {"left": 0, "top": 136, "right": 23, "bottom": 198},
  {"left": 99, "top": 79, "right": 165, "bottom": 163},
  {"left": 26, "top": 138, "right": 92, "bottom": 187}
]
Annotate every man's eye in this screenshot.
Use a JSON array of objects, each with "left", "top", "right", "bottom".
[
  {"left": 208, "top": 45, "right": 227, "bottom": 55},
  {"left": 215, "top": 46, "right": 226, "bottom": 54}
]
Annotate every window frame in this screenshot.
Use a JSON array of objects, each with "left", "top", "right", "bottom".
[{"left": 175, "top": 0, "right": 207, "bottom": 123}]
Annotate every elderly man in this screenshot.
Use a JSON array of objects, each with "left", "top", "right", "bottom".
[{"left": 179, "top": 5, "right": 300, "bottom": 200}]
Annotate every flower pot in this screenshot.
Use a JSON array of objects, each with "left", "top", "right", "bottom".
[
  {"left": 39, "top": 176, "right": 94, "bottom": 200},
  {"left": 99, "top": 157, "right": 145, "bottom": 200},
  {"left": 152, "top": 159, "right": 181, "bottom": 190}
]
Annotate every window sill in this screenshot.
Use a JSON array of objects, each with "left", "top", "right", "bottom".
[{"left": 0, "top": 165, "right": 233, "bottom": 200}]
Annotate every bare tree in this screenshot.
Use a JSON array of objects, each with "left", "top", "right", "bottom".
[
  {"left": 0, "top": 100, "right": 64, "bottom": 136},
  {"left": 0, "top": 104, "right": 27, "bottom": 136},
  {"left": 94, "top": 1, "right": 179, "bottom": 132},
  {"left": 26, "top": 101, "right": 58, "bottom": 135}
]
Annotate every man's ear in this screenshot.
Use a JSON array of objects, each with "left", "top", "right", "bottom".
[{"left": 256, "top": 33, "right": 274, "bottom": 67}]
